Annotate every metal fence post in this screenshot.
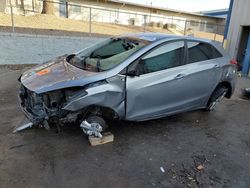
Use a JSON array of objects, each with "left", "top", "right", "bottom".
[
  {"left": 32, "top": 0, "right": 35, "bottom": 12},
  {"left": 143, "top": 15, "right": 146, "bottom": 32},
  {"left": 214, "top": 25, "right": 218, "bottom": 41},
  {"left": 184, "top": 20, "right": 187, "bottom": 35},
  {"left": 89, "top": 7, "right": 92, "bottom": 35},
  {"left": 20, "top": 0, "right": 25, "bottom": 15},
  {"left": 10, "top": 1, "right": 15, "bottom": 33},
  {"left": 214, "top": 33, "right": 217, "bottom": 41},
  {"left": 65, "top": 2, "right": 68, "bottom": 18}
]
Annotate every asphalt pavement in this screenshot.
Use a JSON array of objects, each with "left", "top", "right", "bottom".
[{"left": 0, "top": 67, "right": 250, "bottom": 188}]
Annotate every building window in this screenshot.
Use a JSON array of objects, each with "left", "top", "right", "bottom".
[
  {"left": 190, "top": 21, "right": 199, "bottom": 27},
  {"left": 72, "top": 5, "right": 81, "bottom": 13}
]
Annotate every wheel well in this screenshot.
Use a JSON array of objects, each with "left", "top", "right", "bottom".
[
  {"left": 217, "top": 81, "right": 232, "bottom": 98},
  {"left": 84, "top": 105, "right": 119, "bottom": 120}
]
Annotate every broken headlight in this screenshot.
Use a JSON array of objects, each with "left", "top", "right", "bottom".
[{"left": 42, "top": 87, "right": 88, "bottom": 109}]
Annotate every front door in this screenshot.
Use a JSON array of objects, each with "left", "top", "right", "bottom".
[{"left": 126, "top": 40, "right": 189, "bottom": 121}]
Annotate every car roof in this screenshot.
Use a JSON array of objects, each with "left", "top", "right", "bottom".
[{"left": 121, "top": 32, "right": 213, "bottom": 44}]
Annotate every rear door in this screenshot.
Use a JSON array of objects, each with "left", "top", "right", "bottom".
[{"left": 183, "top": 40, "right": 224, "bottom": 106}]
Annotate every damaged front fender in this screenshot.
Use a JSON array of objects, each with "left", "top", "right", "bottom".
[{"left": 63, "top": 75, "right": 126, "bottom": 119}]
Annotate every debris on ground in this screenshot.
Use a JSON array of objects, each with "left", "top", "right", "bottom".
[
  {"left": 242, "top": 88, "right": 250, "bottom": 99},
  {"left": 160, "top": 167, "right": 165, "bottom": 173},
  {"left": 161, "top": 153, "right": 231, "bottom": 187},
  {"left": 196, "top": 164, "right": 204, "bottom": 171}
]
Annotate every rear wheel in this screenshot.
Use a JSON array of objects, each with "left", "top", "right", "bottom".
[{"left": 206, "top": 86, "right": 228, "bottom": 111}]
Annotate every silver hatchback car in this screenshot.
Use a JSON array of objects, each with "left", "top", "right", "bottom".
[{"left": 18, "top": 33, "right": 237, "bottom": 137}]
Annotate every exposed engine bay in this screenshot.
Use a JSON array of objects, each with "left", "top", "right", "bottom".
[{"left": 20, "top": 85, "right": 80, "bottom": 124}]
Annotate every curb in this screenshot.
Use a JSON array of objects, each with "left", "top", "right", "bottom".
[{"left": 0, "top": 31, "right": 106, "bottom": 40}]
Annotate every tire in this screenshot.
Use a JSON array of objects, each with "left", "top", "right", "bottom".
[
  {"left": 205, "top": 86, "right": 228, "bottom": 111},
  {"left": 86, "top": 115, "right": 107, "bottom": 132}
]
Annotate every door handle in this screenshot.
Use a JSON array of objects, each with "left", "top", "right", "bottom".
[
  {"left": 213, "top": 64, "right": 220, "bottom": 68},
  {"left": 174, "top": 74, "right": 185, "bottom": 80}
]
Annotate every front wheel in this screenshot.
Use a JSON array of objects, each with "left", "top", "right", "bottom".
[
  {"left": 80, "top": 116, "right": 107, "bottom": 138},
  {"left": 205, "top": 86, "right": 228, "bottom": 111}
]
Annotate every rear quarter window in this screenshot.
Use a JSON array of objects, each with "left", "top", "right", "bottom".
[
  {"left": 187, "top": 41, "right": 223, "bottom": 64},
  {"left": 212, "top": 45, "right": 223, "bottom": 59}
]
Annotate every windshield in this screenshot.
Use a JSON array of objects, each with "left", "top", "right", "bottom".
[{"left": 66, "top": 37, "right": 149, "bottom": 72}]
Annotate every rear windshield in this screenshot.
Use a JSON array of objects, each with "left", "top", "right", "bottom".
[{"left": 67, "top": 37, "right": 149, "bottom": 72}]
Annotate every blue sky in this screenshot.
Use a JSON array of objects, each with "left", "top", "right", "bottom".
[{"left": 121, "top": 0, "right": 230, "bottom": 12}]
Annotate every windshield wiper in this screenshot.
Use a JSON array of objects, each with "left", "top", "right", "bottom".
[
  {"left": 80, "top": 57, "right": 87, "bottom": 70},
  {"left": 96, "top": 57, "right": 101, "bottom": 72},
  {"left": 66, "top": 54, "right": 76, "bottom": 63}
]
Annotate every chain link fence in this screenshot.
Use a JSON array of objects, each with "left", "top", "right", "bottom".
[{"left": 1, "top": 0, "right": 225, "bottom": 41}]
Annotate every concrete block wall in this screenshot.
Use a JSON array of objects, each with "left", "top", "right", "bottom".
[{"left": 0, "top": 32, "right": 104, "bottom": 65}]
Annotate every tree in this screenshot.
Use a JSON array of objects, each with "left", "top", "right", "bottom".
[
  {"left": 20, "top": 0, "right": 25, "bottom": 15},
  {"left": 41, "top": 0, "right": 54, "bottom": 15},
  {"left": 0, "top": 0, "right": 7, "bottom": 13}
]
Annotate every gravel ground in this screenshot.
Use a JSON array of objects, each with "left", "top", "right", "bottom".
[{"left": 0, "top": 67, "right": 250, "bottom": 188}]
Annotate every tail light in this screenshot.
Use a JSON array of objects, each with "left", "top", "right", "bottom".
[{"left": 230, "top": 59, "right": 238, "bottom": 65}]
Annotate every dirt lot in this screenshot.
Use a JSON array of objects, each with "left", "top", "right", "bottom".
[
  {"left": 0, "top": 13, "right": 172, "bottom": 36},
  {"left": 0, "top": 67, "right": 250, "bottom": 188},
  {"left": 0, "top": 13, "right": 225, "bottom": 43}
]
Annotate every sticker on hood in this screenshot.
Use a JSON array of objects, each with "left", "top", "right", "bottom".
[{"left": 37, "top": 69, "right": 50, "bottom": 76}]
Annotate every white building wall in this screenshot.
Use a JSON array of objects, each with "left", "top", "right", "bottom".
[{"left": 226, "top": 0, "right": 250, "bottom": 57}]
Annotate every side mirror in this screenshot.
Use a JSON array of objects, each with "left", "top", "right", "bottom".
[{"left": 126, "top": 70, "right": 139, "bottom": 77}]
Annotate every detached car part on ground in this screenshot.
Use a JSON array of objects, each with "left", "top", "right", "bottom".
[
  {"left": 242, "top": 87, "right": 250, "bottom": 99},
  {"left": 17, "top": 33, "right": 237, "bottom": 137}
]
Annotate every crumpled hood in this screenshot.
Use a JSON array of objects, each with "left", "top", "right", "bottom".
[{"left": 21, "top": 56, "right": 102, "bottom": 94}]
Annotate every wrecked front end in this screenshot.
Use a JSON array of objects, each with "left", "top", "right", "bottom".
[
  {"left": 16, "top": 36, "right": 147, "bottom": 135},
  {"left": 19, "top": 84, "right": 47, "bottom": 125},
  {"left": 18, "top": 78, "right": 125, "bottom": 137},
  {"left": 17, "top": 58, "right": 100, "bottom": 129},
  {"left": 18, "top": 84, "right": 87, "bottom": 127},
  {"left": 17, "top": 62, "right": 126, "bottom": 137}
]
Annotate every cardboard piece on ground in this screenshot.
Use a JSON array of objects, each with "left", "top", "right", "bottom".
[{"left": 88, "top": 132, "right": 114, "bottom": 146}]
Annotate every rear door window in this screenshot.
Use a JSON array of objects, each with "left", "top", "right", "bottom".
[{"left": 187, "top": 41, "right": 222, "bottom": 64}]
